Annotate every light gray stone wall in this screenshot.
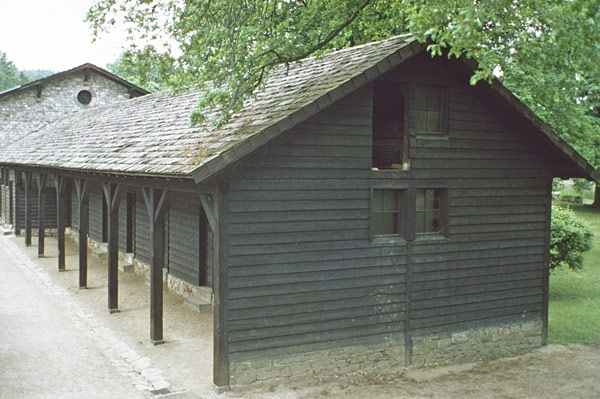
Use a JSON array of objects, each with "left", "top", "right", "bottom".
[
  {"left": 229, "top": 319, "right": 542, "bottom": 389},
  {"left": 0, "top": 70, "right": 134, "bottom": 146},
  {"left": 229, "top": 343, "right": 406, "bottom": 388},
  {"left": 412, "top": 319, "right": 543, "bottom": 366}
]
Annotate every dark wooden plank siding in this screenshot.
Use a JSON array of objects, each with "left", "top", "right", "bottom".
[
  {"left": 390, "top": 54, "right": 550, "bottom": 336},
  {"left": 135, "top": 187, "right": 152, "bottom": 265},
  {"left": 71, "top": 187, "right": 79, "bottom": 230},
  {"left": 88, "top": 182, "right": 104, "bottom": 242},
  {"left": 1, "top": 184, "right": 9, "bottom": 224},
  {"left": 15, "top": 182, "right": 57, "bottom": 229},
  {"left": 118, "top": 195, "right": 128, "bottom": 253},
  {"left": 223, "top": 53, "right": 555, "bottom": 363},
  {"left": 168, "top": 192, "right": 200, "bottom": 284},
  {"left": 225, "top": 85, "right": 408, "bottom": 360}
]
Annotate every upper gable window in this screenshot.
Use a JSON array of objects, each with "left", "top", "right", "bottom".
[
  {"left": 372, "top": 81, "right": 406, "bottom": 170},
  {"left": 77, "top": 90, "right": 92, "bottom": 105},
  {"left": 414, "top": 83, "right": 447, "bottom": 135}
]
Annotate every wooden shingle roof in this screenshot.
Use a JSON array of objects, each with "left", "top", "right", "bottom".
[{"left": 0, "top": 35, "right": 597, "bottom": 182}]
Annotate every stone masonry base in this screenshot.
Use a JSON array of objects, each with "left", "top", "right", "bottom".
[
  {"left": 411, "top": 319, "right": 543, "bottom": 366},
  {"left": 229, "top": 343, "right": 406, "bottom": 387},
  {"left": 229, "top": 319, "right": 542, "bottom": 389}
]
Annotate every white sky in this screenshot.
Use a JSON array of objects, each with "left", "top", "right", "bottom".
[{"left": 0, "top": 0, "right": 130, "bottom": 72}]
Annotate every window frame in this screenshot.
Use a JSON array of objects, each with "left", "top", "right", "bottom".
[
  {"left": 370, "top": 186, "right": 450, "bottom": 243},
  {"left": 414, "top": 187, "right": 449, "bottom": 239},
  {"left": 412, "top": 82, "right": 449, "bottom": 136},
  {"left": 371, "top": 80, "right": 410, "bottom": 171},
  {"left": 370, "top": 186, "right": 410, "bottom": 242}
]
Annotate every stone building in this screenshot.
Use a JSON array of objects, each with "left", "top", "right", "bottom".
[{"left": 0, "top": 63, "right": 148, "bottom": 146}]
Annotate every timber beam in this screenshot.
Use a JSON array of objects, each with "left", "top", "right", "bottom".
[
  {"left": 13, "top": 171, "right": 21, "bottom": 236},
  {"left": 35, "top": 172, "right": 47, "bottom": 257},
  {"left": 198, "top": 193, "right": 216, "bottom": 233},
  {"left": 74, "top": 178, "right": 90, "bottom": 288},
  {"left": 142, "top": 187, "right": 168, "bottom": 345},
  {"left": 102, "top": 182, "right": 123, "bottom": 313},
  {"left": 24, "top": 171, "right": 32, "bottom": 246},
  {"left": 54, "top": 175, "right": 69, "bottom": 272}
]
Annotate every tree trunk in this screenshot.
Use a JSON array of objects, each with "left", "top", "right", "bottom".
[{"left": 593, "top": 182, "right": 600, "bottom": 208}]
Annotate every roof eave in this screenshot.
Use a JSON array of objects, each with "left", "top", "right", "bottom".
[
  {"left": 189, "top": 38, "right": 426, "bottom": 184},
  {"left": 459, "top": 56, "right": 599, "bottom": 182}
]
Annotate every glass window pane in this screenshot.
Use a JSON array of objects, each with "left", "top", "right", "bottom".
[
  {"left": 372, "top": 213, "right": 383, "bottom": 235},
  {"left": 414, "top": 85, "right": 427, "bottom": 110},
  {"left": 424, "top": 211, "right": 434, "bottom": 232},
  {"left": 383, "top": 190, "right": 398, "bottom": 211},
  {"left": 416, "top": 189, "right": 424, "bottom": 211},
  {"left": 427, "top": 111, "right": 442, "bottom": 133},
  {"left": 382, "top": 212, "right": 397, "bottom": 234},
  {"left": 427, "top": 86, "right": 442, "bottom": 110},
  {"left": 433, "top": 189, "right": 440, "bottom": 209},
  {"left": 414, "top": 110, "right": 427, "bottom": 132},
  {"left": 432, "top": 211, "right": 440, "bottom": 232},
  {"left": 425, "top": 189, "right": 435, "bottom": 211},
  {"left": 373, "top": 190, "right": 383, "bottom": 211},
  {"left": 416, "top": 211, "right": 424, "bottom": 233}
]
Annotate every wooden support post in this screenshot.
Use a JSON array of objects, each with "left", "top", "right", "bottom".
[
  {"left": 8, "top": 180, "right": 13, "bottom": 230},
  {"left": 142, "top": 187, "right": 168, "bottom": 345},
  {"left": 542, "top": 179, "right": 552, "bottom": 345},
  {"left": 54, "top": 175, "right": 68, "bottom": 272},
  {"left": 102, "top": 182, "right": 123, "bottom": 313},
  {"left": 198, "top": 193, "right": 216, "bottom": 233},
  {"left": 213, "top": 182, "right": 230, "bottom": 388},
  {"left": 24, "top": 172, "right": 32, "bottom": 246},
  {"left": 404, "top": 187, "right": 416, "bottom": 367},
  {"left": 36, "top": 173, "right": 47, "bottom": 257},
  {"left": 13, "top": 171, "right": 21, "bottom": 236},
  {"left": 75, "top": 178, "right": 89, "bottom": 289}
]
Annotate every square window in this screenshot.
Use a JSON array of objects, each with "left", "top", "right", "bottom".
[
  {"left": 414, "top": 83, "right": 447, "bottom": 135},
  {"left": 372, "top": 189, "right": 401, "bottom": 237},
  {"left": 416, "top": 188, "right": 446, "bottom": 235}
]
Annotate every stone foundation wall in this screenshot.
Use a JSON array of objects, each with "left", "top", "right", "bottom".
[
  {"left": 229, "top": 319, "right": 542, "bottom": 389},
  {"left": 229, "top": 343, "right": 406, "bottom": 388},
  {"left": 411, "top": 320, "right": 543, "bottom": 366}
]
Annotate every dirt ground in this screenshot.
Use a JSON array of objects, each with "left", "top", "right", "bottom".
[{"left": 5, "top": 232, "right": 600, "bottom": 399}]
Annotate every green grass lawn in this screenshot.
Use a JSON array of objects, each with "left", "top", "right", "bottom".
[{"left": 548, "top": 203, "right": 600, "bottom": 344}]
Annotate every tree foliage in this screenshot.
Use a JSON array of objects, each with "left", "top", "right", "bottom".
[
  {"left": 0, "top": 51, "right": 26, "bottom": 91},
  {"left": 550, "top": 205, "right": 594, "bottom": 271},
  {"left": 86, "top": 0, "right": 600, "bottom": 168},
  {"left": 108, "top": 46, "right": 177, "bottom": 92}
]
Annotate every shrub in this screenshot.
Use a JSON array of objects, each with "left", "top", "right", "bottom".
[{"left": 550, "top": 205, "right": 594, "bottom": 271}]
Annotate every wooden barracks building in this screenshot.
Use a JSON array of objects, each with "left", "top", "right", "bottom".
[{"left": 0, "top": 35, "right": 598, "bottom": 388}]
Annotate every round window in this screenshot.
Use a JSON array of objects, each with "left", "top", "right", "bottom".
[{"left": 77, "top": 90, "right": 92, "bottom": 105}]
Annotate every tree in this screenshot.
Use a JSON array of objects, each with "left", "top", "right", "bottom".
[
  {"left": 108, "top": 46, "right": 177, "bottom": 92},
  {"left": 21, "top": 69, "right": 55, "bottom": 82},
  {"left": 550, "top": 205, "right": 594, "bottom": 270},
  {"left": 87, "top": 0, "right": 600, "bottom": 173},
  {"left": 0, "top": 51, "right": 26, "bottom": 91}
]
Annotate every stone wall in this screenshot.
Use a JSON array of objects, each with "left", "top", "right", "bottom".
[
  {"left": 229, "top": 343, "right": 406, "bottom": 388},
  {"left": 229, "top": 319, "right": 542, "bottom": 389},
  {"left": 0, "top": 70, "right": 135, "bottom": 146},
  {"left": 411, "top": 319, "right": 543, "bottom": 366}
]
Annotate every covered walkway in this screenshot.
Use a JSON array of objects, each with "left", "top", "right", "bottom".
[{"left": 0, "top": 232, "right": 213, "bottom": 397}]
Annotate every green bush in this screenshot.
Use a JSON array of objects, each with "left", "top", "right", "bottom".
[{"left": 550, "top": 205, "right": 594, "bottom": 271}]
